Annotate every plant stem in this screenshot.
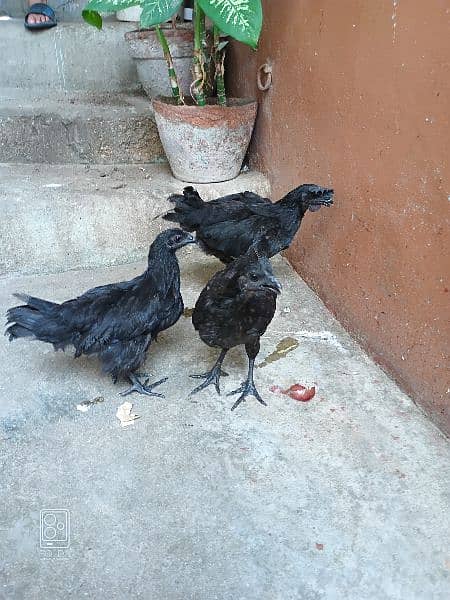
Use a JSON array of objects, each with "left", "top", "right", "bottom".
[
  {"left": 192, "top": 1, "right": 206, "bottom": 106},
  {"left": 155, "top": 25, "right": 184, "bottom": 105},
  {"left": 213, "top": 24, "right": 226, "bottom": 106}
]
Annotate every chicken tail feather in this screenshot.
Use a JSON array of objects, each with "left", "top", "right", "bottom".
[
  {"left": 164, "top": 186, "right": 205, "bottom": 231},
  {"left": 6, "top": 295, "right": 68, "bottom": 346}
]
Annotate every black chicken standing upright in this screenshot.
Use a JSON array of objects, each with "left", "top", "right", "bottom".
[
  {"left": 190, "top": 243, "right": 282, "bottom": 410},
  {"left": 164, "top": 183, "right": 334, "bottom": 263},
  {"left": 6, "top": 229, "right": 195, "bottom": 396}
]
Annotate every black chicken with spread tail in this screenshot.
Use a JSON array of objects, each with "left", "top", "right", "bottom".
[
  {"left": 164, "top": 183, "right": 334, "bottom": 263},
  {"left": 6, "top": 229, "right": 195, "bottom": 397},
  {"left": 190, "top": 243, "right": 282, "bottom": 410}
]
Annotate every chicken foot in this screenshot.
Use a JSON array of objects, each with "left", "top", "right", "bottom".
[
  {"left": 227, "top": 358, "right": 267, "bottom": 411},
  {"left": 189, "top": 349, "right": 229, "bottom": 395},
  {"left": 120, "top": 373, "right": 168, "bottom": 397}
]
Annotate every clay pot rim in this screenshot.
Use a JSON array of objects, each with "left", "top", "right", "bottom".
[
  {"left": 152, "top": 96, "right": 257, "bottom": 130},
  {"left": 152, "top": 96, "right": 257, "bottom": 112},
  {"left": 125, "top": 24, "right": 193, "bottom": 41}
]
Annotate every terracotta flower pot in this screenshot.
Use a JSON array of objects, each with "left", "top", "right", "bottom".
[
  {"left": 124, "top": 25, "right": 194, "bottom": 99},
  {"left": 152, "top": 97, "right": 257, "bottom": 183}
]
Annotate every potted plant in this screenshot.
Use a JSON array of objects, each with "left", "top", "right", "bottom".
[{"left": 83, "top": 0, "right": 262, "bottom": 183}]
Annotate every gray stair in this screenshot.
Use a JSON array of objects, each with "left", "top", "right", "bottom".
[
  {"left": 0, "top": 17, "right": 269, "bottom": 279},
  {"left": 0, "top": 20, "right": 165, "bottom": 163},
  {"left": 0, "top": 163, "right": 269, "bottom": 275},
  {"left": 0, "top": 89, "right": 164, "bottom": 164},
  {"left": 0, "top": 20, "right": 140, "bottom": 93}
]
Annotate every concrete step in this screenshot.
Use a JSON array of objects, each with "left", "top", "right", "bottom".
[
  {"left": 0, "top": 20, "right": 140, "bottom": 93},
  {"left": 2, "top": 0, "right": 85, "bottom": 21},
  {"left": 0, "top": 162, "right": 269, "bottom": 276},
  {"left": 0, "top": 89, "right": 164, "bottom": 164},
  {"left": 1, "top": 254, "right": 448, "bottom": 599}
]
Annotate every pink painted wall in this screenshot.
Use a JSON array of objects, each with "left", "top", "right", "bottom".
[{"left": 228, "top": 0, "right": 450, "bottom": 433}]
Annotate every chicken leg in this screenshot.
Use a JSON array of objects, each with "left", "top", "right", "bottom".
[
  {"left": 227, "top": 341, "right": 267, "bottom": 410},
  {"left": 189, "top": 349, "right": 229, "bottom": 395}
]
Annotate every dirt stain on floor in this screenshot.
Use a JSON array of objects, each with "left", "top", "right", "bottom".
[
  {"left": 183, "top": 307, "right": 194, "bottom": 318},
  {"left": 258, "top": 337, "right": 299, "bottom": 368}
]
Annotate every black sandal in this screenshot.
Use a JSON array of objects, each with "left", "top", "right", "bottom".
[{"left": 24, "top": 3, "right": 57, "bottom": 30}]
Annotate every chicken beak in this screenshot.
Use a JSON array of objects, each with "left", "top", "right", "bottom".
[
  {"left": 273, "top": 278, "right": 283, "bottom": 294},
  {"left": 309, "top": 191, "right": 334, "bottom": 212},
  {"left": 317, "top": 188, "right": 334, "bottom": 206},
  {"left": 185, "top": 234, "right": 197, "bottom": 244},
  {"left": 264, "top": 276, "right": 282, "bottom": 295}
]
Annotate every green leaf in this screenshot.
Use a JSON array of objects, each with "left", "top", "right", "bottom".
[
  {"left": 82, "top": 9, "right": 103, "bottom": 29},
  {"left": 140, "top": 0, "right": 183, "bottom": 28},
  {"left": 84, "top": 0, "right": 142, "bottom": 14},
  {"left": 198, "top": 0, "right": 262, "bottom": 49}
]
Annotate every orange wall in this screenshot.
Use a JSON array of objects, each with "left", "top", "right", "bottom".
[{"left": 228, "top": 0, "right": 449, "bottom": 434}]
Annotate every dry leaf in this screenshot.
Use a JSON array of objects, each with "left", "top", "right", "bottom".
[{"left": 116, "top": 401, "right": 140, "bottom": 427}]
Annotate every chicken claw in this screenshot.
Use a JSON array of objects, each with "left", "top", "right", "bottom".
[
  {"left": 228, "top": 380, "right": 267, "bottom": 411},
  {"left": 189, "top": 349, "right": 229, "bottom": 396},
  {"left": 120, "top": 374, "right": 168, "bottom": 398}
]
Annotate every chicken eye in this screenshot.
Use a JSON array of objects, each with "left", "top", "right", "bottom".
[
  {"left": 174, "top": 235, "right": 182, "bottom": 243},
  {"left": 249, "top": 273, "right": 258, "bottom": 282}
]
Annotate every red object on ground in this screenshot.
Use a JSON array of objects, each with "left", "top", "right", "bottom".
[{"left": 269, "top": 383, "right": 316, "bottom": 402}]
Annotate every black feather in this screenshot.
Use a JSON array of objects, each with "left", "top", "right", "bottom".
[
  {"left": 163, "top": 184, "right": 334, "bottom": 263},
  {"left": 190, "top": 245, "right": 282, "bottom": 409},
  {"left": 5, "top": 229, "right": 195, "bottom": 387}
]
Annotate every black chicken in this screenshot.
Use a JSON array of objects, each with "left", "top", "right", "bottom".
[
  {"left": 164, "top": 183, "right": 334, "bottom": 263},
  {"left": 190, "top": 243, "right": 282, "bottom": 410},
  {"left": 6, "top": 229, "right": 195, "bottom": 397}
]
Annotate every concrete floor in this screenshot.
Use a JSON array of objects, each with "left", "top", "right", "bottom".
[{"left": 0, "top": 251, "right": 449, "bottom": 599}]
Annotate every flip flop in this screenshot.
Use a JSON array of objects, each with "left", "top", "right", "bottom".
[{"left": 24, "top": 3, "right": 57, "bottom": 30}]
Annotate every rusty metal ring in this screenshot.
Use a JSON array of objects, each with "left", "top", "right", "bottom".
[{"left": 257, "top": 63, "right": 272, "bottom": 91}]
